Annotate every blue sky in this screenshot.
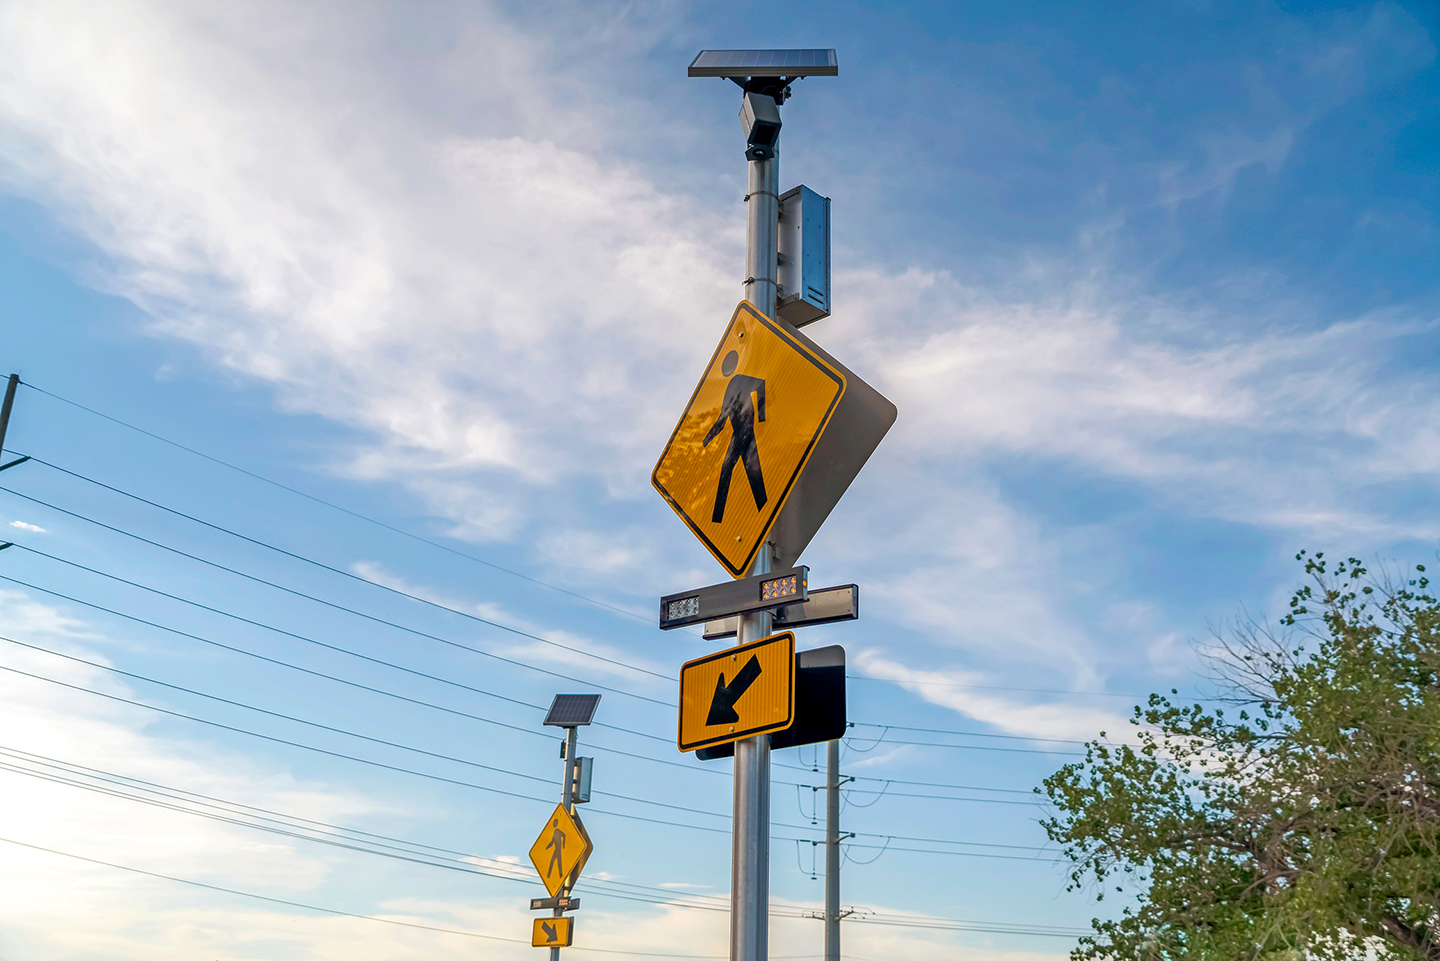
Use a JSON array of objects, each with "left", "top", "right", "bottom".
[{"left": 0, "top": 1, "right": 1435, "bottom": 958}]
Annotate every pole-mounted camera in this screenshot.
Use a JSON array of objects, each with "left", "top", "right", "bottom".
[
  {"left": 688, "top": 49, "right": 837, "bottom": 162},
  {"left": 739, "top": 91, "right": 783, "bottom": 161}
]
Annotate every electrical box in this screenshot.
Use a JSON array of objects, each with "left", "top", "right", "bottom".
[
  {"left": 572, "top": 756, "right": 593, "bottom": 803},
  {"left": 777, "top": 185, "right": 831, "bottom": 328}
]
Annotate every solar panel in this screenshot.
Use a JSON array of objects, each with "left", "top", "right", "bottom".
[
  {"left": 688, "top": 49, "right": 838, "bottom": 78},
  {"left": 543, "top": 694, "right": 602, "bottom": 727}
]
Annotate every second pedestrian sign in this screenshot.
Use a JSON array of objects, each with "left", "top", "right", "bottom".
[{"left": 528, "top": 803, "right": 593, "bottom": 898}]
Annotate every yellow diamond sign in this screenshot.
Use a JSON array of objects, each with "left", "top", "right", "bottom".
[
  {"left": 653, "top": 301, "right": 846, "bottom": 578},
  {"left": 528, "top": 803, "right": 593, "bottom": 898}
]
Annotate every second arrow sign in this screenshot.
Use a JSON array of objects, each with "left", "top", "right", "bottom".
[{"left": 678, "top": 632, "right": 796, "bottom": 752}]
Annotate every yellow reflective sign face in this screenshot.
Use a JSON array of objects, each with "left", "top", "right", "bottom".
[
  {"left": 653, "top": 302, "right": 846, "bottom": 578},
  {"left": 528, "top": 804, "right": 593, "bottom": 897},
  {"left": 678, "top": 631, "right": 795, "bottom": 752},
  {"left": 532, "top": 917, "right": 574, "bottom": 948}
]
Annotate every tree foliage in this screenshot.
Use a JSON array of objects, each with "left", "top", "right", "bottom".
[{"left": 1043, "top": 553, "right": 1440, "bottom": 960}]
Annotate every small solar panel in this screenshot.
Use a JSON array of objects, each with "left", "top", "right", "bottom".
[
  {"left": 543, "top": 694, "right": 602, "bottom": 727},
  {"left": 688, "top": 49, "right": 838, "bottom": 78}
]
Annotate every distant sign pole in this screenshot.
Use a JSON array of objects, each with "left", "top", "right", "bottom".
[
  {"left": 531, "top": 695, "right": 600, "bottom": 959},
  {"left": 688, "top": 48, "right": 839, "bottom": 961}
]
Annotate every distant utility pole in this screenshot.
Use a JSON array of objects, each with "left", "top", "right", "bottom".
[
  {"left": 0, "top": 374, "right": 19, "bottom": 455},
  {"left": 825, "top": 738, "right": 854, "bottom": 961}
]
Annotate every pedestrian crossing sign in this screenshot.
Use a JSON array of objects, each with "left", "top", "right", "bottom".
[
  {"left": 653, "top": 301, "right": 846, "bottom": 578},
  {"left": 528, "top": 803, "right": 593, "bottom": 898}
]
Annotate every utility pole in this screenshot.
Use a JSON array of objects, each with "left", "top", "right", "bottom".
[
  {"left": 824, "top": 738, "right": 854, "bottom": 960},
  {"left": 0, "top": 374, "right": 19, "bottom": 454}
]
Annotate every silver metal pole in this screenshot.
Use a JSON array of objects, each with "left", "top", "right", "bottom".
[
  {"left": 732, "top": 122, "right": 780, "bottom": 961},
  {"left": 553, "top": 725, "right": 578, "bottom": 961},
  {"left": 732, "top": 547, "right": 773, "bottom": 961},
  {"left": 825, "top": 738, "right": 840, "bottom": 961},
  {"left": 744, "top": 150, "right": 780, "bottom": 319}
]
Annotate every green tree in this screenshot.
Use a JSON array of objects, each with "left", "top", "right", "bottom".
[{"left": 1043, "top": 553, "right": 1440, "bottom": 960}]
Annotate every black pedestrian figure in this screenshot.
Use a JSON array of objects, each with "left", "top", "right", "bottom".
[
  {"left": 703, "top": 350, "right": 767, "bottom": 523},
  {"left": 544, "top": 817, "right": 565, "bottom": 879}
]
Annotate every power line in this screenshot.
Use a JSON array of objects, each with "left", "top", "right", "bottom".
[
  {"left": 0, "top": 552, "right": 683, "bottom": 758},
  {"left": 0, "top": 655, "right": 1060, "bottom": 858},
  {"left": 19, "top": 380, "right": 662, "bottom": 630},
  {"left": 844, "top": 674, "right": 1139, "bottom": 698},
  {"left": 0, "top": 835, "right": 740, "bottom": 957},
  {"left": 0, "top": 745, "right": 739, "bottom": 913},
  {"left": 0, "top": 639, "right": 1053, "bottom": 849},
  {"left": 0, "top": 568, "right": 1051, "bottom": 806},
  {"left": 9, "top": 386, "right": 1151, "bottom": 715},
  {"left": 0, "top": 635, "right": 760, "bottom": 827},
  {"left": 846, "top": 736, "right": 1083, "bottom": 757},
  {"left": 0, "top": 569, "right": 558, "bottom": 729},
  {"left": 9, "top": 452, "right": 674, "bottom": 684},
  {"left": 849, "top": 721, "right": 1091, "bottom": 746},
  {"left": 0, "top": 532, "right": 673, "bottom": 709},
  {"left": 0, "top": 542, "right": 1097, "bottom": 764},
  {"left": 0, "top": 571, "right": 824, "bottom": 795},
  {"left": 0, "top": 632, "right": 560, "bottom": 787}
]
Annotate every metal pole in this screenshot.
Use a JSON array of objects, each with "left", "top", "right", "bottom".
[
  {"left": 825, "top": 738, "right": 841, "bottom": 961},
  {"left": 732, "top": 118, "right": 780, "bottom": 961},
  {"left": 553, "top": 725, "right": 578, "bottom": 961},
  {"left": 0, "top": 374, "right": 19, "bottom": 455},
  {"left": 744, "top": 146, "right": 780, "bottom": 320},
  {"left": 732, "top": 548, "right": 773, "bottom": 961}
]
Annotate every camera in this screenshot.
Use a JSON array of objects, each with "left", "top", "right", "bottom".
[{"left": 739, "top": 91, "right": 782, "bottom": 161}]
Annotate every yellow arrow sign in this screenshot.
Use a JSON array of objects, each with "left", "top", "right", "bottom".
[
  {"left": 653, "top": 302, "right": 846, "bottom": 579},
  {"left": 532, "top": 916, "right": 574, "bottom": 948},
  {"left": 679, "top": 631, "right": 795, "bottom": 752},
  {"left": 528, "top": 803, "right": 593, "bottom": 897}
]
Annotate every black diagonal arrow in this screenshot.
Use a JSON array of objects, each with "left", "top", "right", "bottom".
[
  {"left": 542, "top": 921, "right": 557, "bottom": 943},
  {"left": 707, "top": 654, "right": 763, "bottom": 725}
]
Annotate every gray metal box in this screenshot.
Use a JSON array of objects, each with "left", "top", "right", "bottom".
[
  {"left": 777, "top": 185, "right": 830, "bottom": 327},
  {"left": 572, "top": 756, "right": 593, "bottom": 803}
]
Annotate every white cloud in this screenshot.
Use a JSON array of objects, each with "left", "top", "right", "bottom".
[
  {"left": 0, "top": 0, "right": 739, "bottom": 541},
  {"left": 854, "top": 649, "right": 1133, "bottom": 742},
  {"left": 8, "top": 520, "right": 45, "bottom": 533},
  {"left": 349, "top": 561, "right": 673, "bottom": 683}
]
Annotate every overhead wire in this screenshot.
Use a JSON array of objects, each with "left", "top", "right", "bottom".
[
  {"left": 0, "top": 835, "right": 744, "bottom": 957},
  {"left": 0, "top": 567, "right": 1049, "bottom": 806},
  {"left": 0, "top": 831, "right": 1080, "bottom": 943},
  {"left": 0, "top": 534, "right": 673, "bottom": 711},
  {"left": 0, "top": 460, "right": 1147, "bottom": 742},
  {"left": 7, "top": 385, "right": 1166, "bottom": 707},
  {"left": 0, "top": 542, "right": 1094, "bottom": 761},
  {"left": 0, "top": 389, "right": 1105, "bottom": 931},
  {"left": 0, "top": 635, "right": 741, "bottom": 825},
  {"left": 18, "top": 380, "right": 664, "bottom": 631},
  {"left": 8, "top": 452, "right": 675, "bottom": 685},
  {"left": 0, "top": 649, "right": 1057, "bottom": 856},
  {"left": 850, "top": 721, "right": 1094, "bottom": 746},
  {"left": 0, "top": 745, "right": 739, "bottom": 913},
  {"left": 0, "top": 747, "right": 1076, "bottom": 932}
]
